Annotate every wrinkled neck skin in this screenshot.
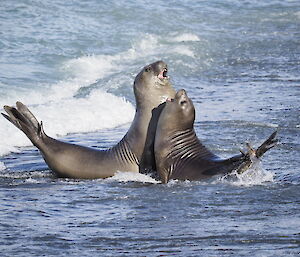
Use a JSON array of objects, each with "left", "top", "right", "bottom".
[
  {"left": 155, "top": 126, "right": 252, "bottom": 183},
  {"left": 155, "top": 127, "right": 194, "bottom": 182},
  {"left": 157, "top": 127, "right": 194, "bottom": 159},
  {"left": 124, "top": 87, "right": 175, "bottom": 164},
  {"left": 155, "top": 126, "right": 219, "bottom": 183}
]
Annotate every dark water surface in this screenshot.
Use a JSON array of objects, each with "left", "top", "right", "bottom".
[{"left": 0, "top": 0, "right": 299, "bottom": 256}]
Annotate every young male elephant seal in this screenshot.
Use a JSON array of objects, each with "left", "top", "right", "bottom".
[
  {"left": 154, "top": 89, "right": 278, "bottom": 183},
  {"left": 2, "top": 61, "right": 176, "bottom": 179}
]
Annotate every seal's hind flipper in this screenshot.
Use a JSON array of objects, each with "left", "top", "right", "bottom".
[
  {"left": 236, "top": 130, "right": 278, "bottom": 174},
  {"left": 2, "top": 111, "right": 17, "bottom": 127},
  {"left": 2, "top": 102, "right": 44, "bottom": 146},
  {"left": 16, "top": 101, "right": 40, "bottom": 130},
  {"left": 2, "top": 105, "right": 24, "bottom": 130},
  {"left": 255, "top": 130, "right": 278, "bottom": 158}
]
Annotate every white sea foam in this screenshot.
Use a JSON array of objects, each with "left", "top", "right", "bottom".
[
  {"left": 62, "top": 54, "right": 118, "bottom": 83},
  {"left": 218, "top": 161, "right": 274, "bottom": 187},
  {"left": 122, "top": 33, "right": 198, "bottom": 61},
  {"left": 172, "top": 46, "right": 195, "bottom": 57},
  {"left": 0, "top": 162, "right": 5, "bottom": 171},
  {"left": 0, "top": 54, "right": 134, "bottom": 156},
  {"left": 108, "top": 171, "right": 160, "bottom": 184},
  {"left": 131, "top": 34, "right": 160, "bottom": 56},
  {"left": 0, "top": 91, "right": 135, "bottom": 156},
  {"left": 0, "top": 32, "right": 197, "bottom": 156},
  {"left": 24, "top": 178, "right": 39, "bottom": 183},
  {"left": 171, "top": 33, "right": 201, "bottom": 42}
]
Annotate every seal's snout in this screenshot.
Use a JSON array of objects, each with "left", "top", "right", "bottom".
[
  {"left": 175, "top": 89, "right": 188, "bottom": 106},
  {"left": 153, "top": 60, "right": 168, "bottom": 80},
  {"left": 155, "top": 60, "right": 167, "bottom": 70},
  {"left": 158, "top": 67, "right": 168, "bottom": 79},
  {"left": 179, "top": 97, "right": 188, "bottom": 106},
  {"left": 176, "top": 89, "right": 187, "bottom": 98}
]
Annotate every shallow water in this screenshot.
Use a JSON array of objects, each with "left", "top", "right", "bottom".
[{"left": 0, "top": 0, "right": 299, "bottom": 256}]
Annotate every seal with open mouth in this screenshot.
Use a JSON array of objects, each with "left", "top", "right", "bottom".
[
  {"left": 154, "top": 89, "right": 278, "bottom": 183},
  {"left": 2, "top": 61, "right": 176, "bottom": 179}
]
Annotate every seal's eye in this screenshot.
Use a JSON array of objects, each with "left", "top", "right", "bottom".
[{"left": 145, "top": 66, "right": 151, "bottom": 72}]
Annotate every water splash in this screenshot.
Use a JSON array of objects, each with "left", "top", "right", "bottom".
[
  {"left": 107, "top": 171, "right": 160, "bottom": 184},
  {"left": 125, "top": 33, "right": 198, "bottom": 61},
  {"left": 171, "top": 33, "right": 201, "bottom": 42},
  {"left": 0, "top": 32, "right": 199, "bottom": 156},
  {"left": 0, "top": 91, "right": 135, "bottom": 155},
  {"left": 218, "top": 160, "right": 274, "bottom": 187}
]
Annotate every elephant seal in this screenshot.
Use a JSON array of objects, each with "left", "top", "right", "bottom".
[
  {"left": 2, "top": 61, "right": 176, "bottom": 179},
  {"left": 154, "top": 89, "right": 278, "bottom": 183}
]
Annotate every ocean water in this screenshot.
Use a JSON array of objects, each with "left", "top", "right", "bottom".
[{"left": 0, "top": 0, "right": 299, "bottom": 256}]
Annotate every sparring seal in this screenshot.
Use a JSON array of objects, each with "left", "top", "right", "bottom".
[
  {"left": 2, "top": 61, "right": 176, "bottom": 179},
  {"left": 154, "top": 89, "right": 278, "bottom": 183}
]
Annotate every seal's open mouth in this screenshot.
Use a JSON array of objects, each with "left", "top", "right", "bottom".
[
  {"left": 158, "top": 68, "right": 168, "bottom": 80},
  {"left": 180, "top": 100, "right": 187, "bottom": 105}
]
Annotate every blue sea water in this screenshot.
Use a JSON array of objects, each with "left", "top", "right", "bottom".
[{"left": 0, "top": 0, "right": 299, "bottom": 256}]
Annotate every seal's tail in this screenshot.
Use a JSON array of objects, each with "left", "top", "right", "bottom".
[
  {"left": 2, "top": 102, "right": 45, "bottom": 147},
  {"left": 236, "top": 131, "right": 278, "bottom": 174}
]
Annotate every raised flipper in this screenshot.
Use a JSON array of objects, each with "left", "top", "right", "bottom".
[
  {"left": 255, "top": 130, "right": 278, "bottom": 158},
  {"left": 236, "top": 130, "right": 279, "bottom": 174},
  {"left": 2, "top": 102, "right": 45, "bottom": 147}
]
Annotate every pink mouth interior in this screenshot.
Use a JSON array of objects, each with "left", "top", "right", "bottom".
[{"left": 158, "top": 68, "right": 168, "bottom": 79}]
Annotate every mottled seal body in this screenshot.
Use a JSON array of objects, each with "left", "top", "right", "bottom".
[
  {"left": 2, "top": 61, "right": 176, "bottom": 179},
  {"left": 154, "top": 89, "right": 278, "bottom": 183}
]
